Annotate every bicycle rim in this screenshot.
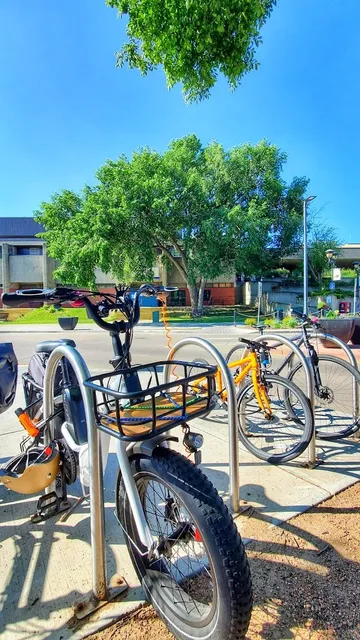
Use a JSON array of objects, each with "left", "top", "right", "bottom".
[
  {"left": 238, "top": 374, "right": 313, "bottom": 463},
  {"left": 289, "top": 355, "right": 360, "bottom": 439}
]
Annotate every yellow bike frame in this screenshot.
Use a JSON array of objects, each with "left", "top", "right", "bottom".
[{"left": 192, "top": 351, "right": 272, "bottom": 415}]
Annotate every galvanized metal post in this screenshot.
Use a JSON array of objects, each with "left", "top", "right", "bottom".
[
  {"left": 164, "top": 338, "right": 240, "bottom": 513},
  {"left": 43, "top": 345, "right": 107, "bottom": 601}
]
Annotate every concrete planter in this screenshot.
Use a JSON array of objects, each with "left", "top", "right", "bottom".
[
  {"left": 58, "top": 317, "right": 78, "bottom": 331},
  {"left": 319, "top": 319, "right": 355, "bottom": 348},
  {"left": 350, "top": 317, "right": 360, "bottom": 345}
]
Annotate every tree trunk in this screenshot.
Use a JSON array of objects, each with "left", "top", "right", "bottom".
[
  {"left": 188, "top": 284, "right": 198, "bottom": 317},
  {"left": 197, "top": 277, "right": 206, "bottom": 316}
]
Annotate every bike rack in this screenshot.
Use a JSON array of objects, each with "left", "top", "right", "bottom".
[
  {"left": 43, "top": 345, "right": 126, "bottom": 615},
  {"left": 164, "top": 338, "right": 240, "bottom": 513},
  {"left": 247, "top": 334, "right": 317, "bottom": 466}
]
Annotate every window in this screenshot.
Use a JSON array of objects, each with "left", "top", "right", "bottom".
[
  {"left": 203, "top": 289, "right": 211, "bottom": 301},
  {"left": 169, "top": 290, "right": 186, "bottom": 306},
  {"left": 17, "top": 246, "right": 43, "bottom": 256}
]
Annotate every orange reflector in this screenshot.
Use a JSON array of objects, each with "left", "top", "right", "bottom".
[{"left": 194, "top": 528, "right": 202, "bottom": 542}]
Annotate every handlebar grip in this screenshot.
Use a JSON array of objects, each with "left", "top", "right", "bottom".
[{"left": 2, "top": 289, "right": 53, "bottom": 306}]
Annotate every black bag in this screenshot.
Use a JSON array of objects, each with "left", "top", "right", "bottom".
[{"left": 0, "top": 343, "right": 18, "bottom": 414}]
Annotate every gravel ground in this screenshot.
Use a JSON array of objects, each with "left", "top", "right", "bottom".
[{"left": 88, "top": 482, "right": 360, "bottom": 640}]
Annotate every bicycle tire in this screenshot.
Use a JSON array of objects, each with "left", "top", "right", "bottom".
[
  {"left": 287, "top": 355, "right": 360, "bottom": 439},
  {"left": 116, "top": 448, "right": 253, "bottom": 640},
  {"left": 237, "top": 374, "right": 313, "bottom": 463},
  {"left": 187, "top": 358, "right": 213, "bottom": 418}
]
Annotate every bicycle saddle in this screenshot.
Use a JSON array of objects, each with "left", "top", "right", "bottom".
[{"left": 35, "top": 339, "right": 76, "bottom": 354}]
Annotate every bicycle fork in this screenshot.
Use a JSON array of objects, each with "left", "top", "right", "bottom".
[{"left": 115, "top": 439, "right": 155, "bottom": 554}]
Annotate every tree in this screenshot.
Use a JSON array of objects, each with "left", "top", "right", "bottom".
[
  {"left": 35, "top": 136, "right": 308, "bottom": 315},
  {"left": 308, "top": 222, "right": 341, "bottom": 285},
  {"left": 106, "top": 0, "right": 277, "bottom": 102}
]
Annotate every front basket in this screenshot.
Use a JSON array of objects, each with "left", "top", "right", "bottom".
[{"left": 83, "top": 360, "right": 216, "bottom": 442}]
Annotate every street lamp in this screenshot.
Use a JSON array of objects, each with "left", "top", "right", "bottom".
[
  {"left": 303, "top": 195, "right": 317, "bottom": 315},
  {"left": 325, "top": 248, "right": 337, "bottom": 266},
  {"left": 353, "top": 261, "right": 360, "bottom": 314}
]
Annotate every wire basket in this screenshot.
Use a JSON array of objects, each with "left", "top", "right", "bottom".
[{"left": 83, "top": 360, "right": 217, "bottom": 441}]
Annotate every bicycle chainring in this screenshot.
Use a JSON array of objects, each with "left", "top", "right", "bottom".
[{"left": 58, "top": 438, "right": 77, "bottom": 485}]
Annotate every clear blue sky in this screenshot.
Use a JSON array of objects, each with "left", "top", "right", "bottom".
[{"left": 1, "top": 0, "right": 359, "bottom": 241}]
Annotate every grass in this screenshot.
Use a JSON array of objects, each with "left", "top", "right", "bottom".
[
  {"left": 2, "top": 305, "right": 258, "bottom": 325},
  {"left": 11, "top": 306, "right": 93, "bottom": 324}
]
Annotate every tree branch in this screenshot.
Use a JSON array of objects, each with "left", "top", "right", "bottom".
[
  {"left": 155, "top": 239, "right": 188, "bottom": 281},
  {"left": 172, "top": 237, "right": 189, "bottom": 272}
]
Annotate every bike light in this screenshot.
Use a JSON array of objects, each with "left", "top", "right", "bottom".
[{"left": 183, "top": 431, "right": 204, "bottom": 453}]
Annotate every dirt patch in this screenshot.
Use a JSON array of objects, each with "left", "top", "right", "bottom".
[{"left": 88, "top": 482, "right": 360, "bottom": 640}]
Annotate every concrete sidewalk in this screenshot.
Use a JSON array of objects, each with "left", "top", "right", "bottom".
[{"left": 1, "top": 374, "right": 360, "bottom": 639}]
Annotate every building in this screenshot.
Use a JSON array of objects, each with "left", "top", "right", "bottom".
[
  {"left": 281, "top": 244, "right": 360, "bottom": 270},
  {"left": 0, "top": 217, "right": 237, "bottom": 307}
]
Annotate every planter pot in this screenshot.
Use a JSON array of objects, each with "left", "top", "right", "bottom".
[
  {"left": 350, "top": 317, "right": 360, "bottom": 345},
  {"left": 58, "top": 317, "right": 78, "bottom": 331},
  {"left": 319, "top": 319, "right": 355, "bottom": 348}
]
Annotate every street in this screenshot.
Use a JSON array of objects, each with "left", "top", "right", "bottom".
[{"left": 4, "top": 327, "right": 244, "bottom": 371}]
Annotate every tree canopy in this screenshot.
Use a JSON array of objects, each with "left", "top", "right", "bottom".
[
  {"left": 106, "top": 0, "right": 277, "bottom": 102},
  {"left": 35, "top": 135, "right": 309, "bottom": 313}
]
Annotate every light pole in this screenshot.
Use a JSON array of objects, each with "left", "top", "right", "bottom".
[
  {"left": 353, "top": 261, "right": 360, "bottom": 314},
  {"left": 303, "top": 195, "right": 316, "bottom": 315},
  {"left": 325, "top": 249, "right": 338, "bottom": 313}
]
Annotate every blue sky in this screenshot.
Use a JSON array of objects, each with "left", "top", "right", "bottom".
[{"left": 1, "top": 0, "right": 359, "bottom": 241}]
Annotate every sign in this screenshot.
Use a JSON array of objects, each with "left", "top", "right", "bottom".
[
  {"left": 332, "top": 268, "right": 342, "bottom": 281},
  {"left": 329, "top": 281, "right": 335, "bottom": 291},
  {"left": 326, "top": 295, "right": 332, "bottom": 305},
  {"left": 257, "top": 281, "right": 263, "bottom": 297}
]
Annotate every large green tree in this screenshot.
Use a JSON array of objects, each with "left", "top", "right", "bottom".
[
  {"left": 35, "top": 136, "right": 308, "bottom": 314},
  {"left": 106, "top": 0, "right": 277, "bottom": 102}
]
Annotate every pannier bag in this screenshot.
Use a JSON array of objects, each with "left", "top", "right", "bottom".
[{"left": 0, "top": 343, "right": 18, "bottom": 414}]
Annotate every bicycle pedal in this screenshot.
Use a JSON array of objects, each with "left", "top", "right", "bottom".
[{"left": 31, "top": 491, "right": 71, "bottom": 523}]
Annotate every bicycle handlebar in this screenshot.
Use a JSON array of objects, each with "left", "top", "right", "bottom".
[
  {"left": 291, "top": 308, "right": 322, "bottom": 327},
  {"left": 1, "top": 285, "right": 178, "bottom": 334}
]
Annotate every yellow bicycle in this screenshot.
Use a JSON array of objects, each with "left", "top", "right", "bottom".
[{"left": 188, "top": 337, "right": 313, "bottom": 464}]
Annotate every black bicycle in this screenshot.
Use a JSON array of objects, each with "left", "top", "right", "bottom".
[
  {"left": 229, "top": 310, "right": 360, "bottom": 440},
  {"left": 2, "top": 284, "right": 253, "bottom": 640}
]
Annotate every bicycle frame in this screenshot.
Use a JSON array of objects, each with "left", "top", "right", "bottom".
[{"left": 195, "top": 351, "right": 272, "bottom": 415}]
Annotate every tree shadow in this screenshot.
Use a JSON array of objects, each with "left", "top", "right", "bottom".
[{"left": 240, "top": 482, "right": 360, "bottom": 639}]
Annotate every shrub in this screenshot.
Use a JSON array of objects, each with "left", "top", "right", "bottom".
[
  {"left": 281, "top": 316, "right": 298, "bottom": 328},
  {"left": 244, "top": 317, "right": 257, "bottom": 326}
]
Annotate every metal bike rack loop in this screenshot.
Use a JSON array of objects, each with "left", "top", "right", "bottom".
[
  {"left": 248, "top": 333, "right": 317, "bottom": 466},
  {"left": 164, "top": 338, "right": 240, "bottom": 513},
  {"left": 43, "top": 345, "right": 109, "bottom": 606}
]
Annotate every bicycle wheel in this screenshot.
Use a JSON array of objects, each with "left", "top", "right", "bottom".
[
  {"left": 237, "top": 374, "right": 313, "bottom": 463},
  {"left": 116, "top": 448, "right": 252, "bottom": 640},
  {"left": 288, "top": 355, "right": 360, "bottom": 439}
]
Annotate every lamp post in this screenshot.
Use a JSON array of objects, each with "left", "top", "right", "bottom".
[
  {"left": 353, "top": 261, "right": 360, "bottom": 314},
  {"left": 303, "top": 195, "right": 317, "bottom": 315}
]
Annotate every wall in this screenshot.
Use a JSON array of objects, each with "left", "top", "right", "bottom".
[{"left": 9, "top": 255, "right": 43, "bottom": 283}]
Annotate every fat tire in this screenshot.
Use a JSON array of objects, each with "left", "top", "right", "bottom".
[{"left": 116, "top": 448, "right": 252, "bottom": 640}]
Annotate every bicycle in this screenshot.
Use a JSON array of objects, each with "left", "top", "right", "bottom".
[
  {"left": 1, "top": 285, "right": 253, "bottom": 640},
  {"left": 238, "top": 310, "right": 360, "bottom": 440},
  {"left": 188, "top": 337, "right": 314, "bottom": 464}
]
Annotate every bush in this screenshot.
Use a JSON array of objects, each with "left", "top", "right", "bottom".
[
  {"left": 281, "top": 316, "right": 298, "bottom": 328},
  {"left": 244, "top": 317, "right": 257, "bottom": 326},
  {"left": 264, "top": 318, "right": 281, "bottom": 329}
]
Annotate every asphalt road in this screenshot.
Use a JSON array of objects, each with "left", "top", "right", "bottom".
[{"left": 5, "top": 328, "right": 242, "bottom": 371}]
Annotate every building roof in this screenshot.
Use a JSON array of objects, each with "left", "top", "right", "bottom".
[{"left": 0, "top": 217, "right": 45, "bottom": 238}]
